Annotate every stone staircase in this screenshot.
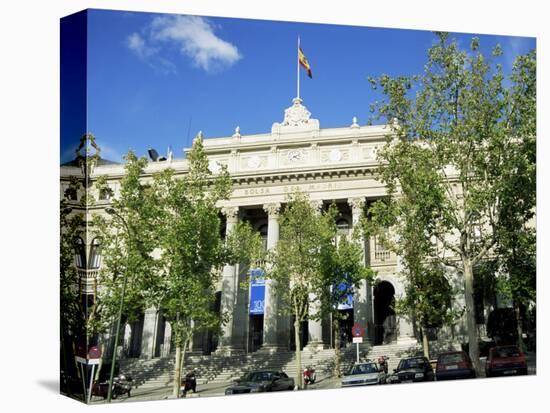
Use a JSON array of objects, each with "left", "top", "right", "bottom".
[
  {"left": 208, "top": 346, "right": 339, "bottom": 384},
  {"left": 121, "top": 341, "right": 423, "bottom": 393}
]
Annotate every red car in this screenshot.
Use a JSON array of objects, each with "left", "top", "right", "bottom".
[
  {"left": 436, "top": 351, "right": 476, "bottom": 381},
  {"left": 486, "top": 345, "right": 528, "bottom": 377}
]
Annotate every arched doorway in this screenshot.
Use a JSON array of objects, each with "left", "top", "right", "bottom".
[{"left": 373, "top": 281, "right": 396, "bottom": 345}]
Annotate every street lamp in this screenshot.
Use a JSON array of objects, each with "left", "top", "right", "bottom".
[{"left": 105, "top": 207, "right": 130, "bottom": 403}]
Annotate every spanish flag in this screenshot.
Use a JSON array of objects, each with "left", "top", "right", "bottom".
[{"left": 298, "top": 47, "right": 312, "bottom": 78}]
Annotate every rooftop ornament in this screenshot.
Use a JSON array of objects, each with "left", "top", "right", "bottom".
[
  {"left": 271, "top": 97, "right": 320, "bottom": 134},
  {"left": 232, "top": 126, "right": 242, "bottom": 141},
  {"left": 75, "top": 133, "right": 101, "bottom": 188}
]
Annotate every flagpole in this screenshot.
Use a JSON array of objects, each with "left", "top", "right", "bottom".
[{"left": 297, "top": 36, "right": 300, "bottom": 100}]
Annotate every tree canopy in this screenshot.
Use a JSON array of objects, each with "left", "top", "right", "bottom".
[{"left": 366, "top": 32, "right": 536, "bottom": 372}]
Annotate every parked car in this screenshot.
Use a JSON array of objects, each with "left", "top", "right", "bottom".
[
  {"left": 341, "top": 362, "right": 386, "bottom": 387},
  {"left": 435, "top": 351, "right": 476, "bottom": 381},
  {"left": 387, "top": 356, "right": 434, "bottom": 384},
  {"left": 486, "top": 345, "right": 528, "bottom": 377},
  {"left": 224, "top": 371, "right": 294, "bottom": 395}
]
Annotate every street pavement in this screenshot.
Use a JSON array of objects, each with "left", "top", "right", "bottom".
[{"left": 91, "top": 351, "right": 536, "bottom": 404}]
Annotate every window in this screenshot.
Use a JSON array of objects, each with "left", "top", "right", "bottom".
[
  {"left": 374, "top": 234, "right": 391, "bottom": 261},
  {"left": 470, "top": 221, "right": 483, "bottom": 245},
  {"left": 336, "top": 219, "right": 350, "bottom": 234},
  {"left": 336, "top": 218, "right": 350, "bottom": 245},
  {"left": 258, "top": 224, "right": 268, "bottom": 251},
  {"left": 99, "top": 186, "right": 113, "bottom": 201},
  {"left": 351, "top": 363, "right": 378, "bottom": 375},
  {"left": 89, "top": 238, "right": 102, "bottom": 269},
  {"left": 65, "top": 186, "right": 77, "bottom": 201},
  {"left": 74, "top": 237, "right": 86, "bottom": 269}
]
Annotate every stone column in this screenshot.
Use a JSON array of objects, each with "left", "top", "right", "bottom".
[
  {"left": 218, "top": 207, "right": 240, "bottom": 353},
  {"left": 307, "top": 293, "right": 324, "bottom": 348},
  {"left": 395, "top": 255, "right": 416, "bottom": 344},
  {"left": 349, "top": 197, "right": 372, "bottom": 344},
  {"left": 140, "top": 308, "right": 158, "bottom": 358},
  {"left": 306, "top": 200, "right": 325, "bottom": 349},
  {"left": 262, "top": 203, "right": 283, "bottom": 349},
  {"left": 122, "top": 324, "right": 132, "bottom": 357},
  {"left": 162, "top": 322, "right": 172, "bottom": 357}
]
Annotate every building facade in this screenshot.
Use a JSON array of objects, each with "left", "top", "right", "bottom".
[{"left": 61, "top": 98, "right": 473, "bottom": 360}]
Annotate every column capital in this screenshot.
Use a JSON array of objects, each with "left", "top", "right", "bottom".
[
  {"left": 348, "top": 197, "right": 366, "bottom": 213},
  {"left": 222, "top": 206, "right": 239, "bottom": 222},
  {"left": 310, "top": 199, "right": 324, "bottom": 213},
  {"left": 263, "top": 202, "right": 281, "bottom": 217}
]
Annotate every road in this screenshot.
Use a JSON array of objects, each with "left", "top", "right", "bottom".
[{"left": 90, "top": 351, "right": 536, "bottom": 404}]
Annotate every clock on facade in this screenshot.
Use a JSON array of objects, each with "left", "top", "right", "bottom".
[{"left": 287, "top": 150, "right": 303, "bottom": 162}]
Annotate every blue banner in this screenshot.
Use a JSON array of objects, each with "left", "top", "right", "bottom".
[
  {"left": 336, "top": 282, "right": 354, "bottom": 310},
  {"left": 249, "top": 269, "right": 265, "bottom": 315}
]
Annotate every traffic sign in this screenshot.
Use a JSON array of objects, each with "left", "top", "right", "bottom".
[
  {"left": 88, "top": 345, "right": 102, "bottom": 359},
  {"left": 351, "top": 324, "right": 364, "bottom": 337},
  {"left": 352, "top": 337, "right": 363, "bottom": 344}
]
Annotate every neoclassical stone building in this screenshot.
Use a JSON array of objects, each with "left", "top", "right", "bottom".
[{"left": 61, "top": 97, "right": 466, "bottom": 360}]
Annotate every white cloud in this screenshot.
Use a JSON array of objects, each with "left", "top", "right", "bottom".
[
  {"left": 126, "top": 32, "right": 157, "bottom": 59},
  {"left": 126, "top": 15, "right": 241, "bottom": 73}
]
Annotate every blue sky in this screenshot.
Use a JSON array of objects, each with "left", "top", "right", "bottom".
[{"left": 61, "top": 9, "right": 535, "bottom": 164}]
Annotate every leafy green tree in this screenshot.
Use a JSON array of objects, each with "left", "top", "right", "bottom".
[
  {"left": 396, "top": 265, "right": 458, "bottom": 358},
  {"left": 148, "top": 136, "right": 262, "bottom": 397},
  {"left": 316, "top": 204, "right": 373, "bottom": 377},
  {"left": 60, "top": 197, "right": 86, "bottom": 394},
  {"left": 367, "top": 193, "right": 458, "bottom": 358},
  {"left": 492, "top": 50, "right": 536, "bottom": 350},
  {"left": 367, "top": 33, "right": 535, "bottom": 373},
  {"left": 264, "top": 192, "right": 321, "bottom": 388},
  {"left": 92, "top": 151, "right": 160, "bottom": 387}
]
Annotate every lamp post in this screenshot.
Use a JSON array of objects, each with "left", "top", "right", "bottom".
[{"left": 105, "top": 207, "right": 130, "bottom": 403}]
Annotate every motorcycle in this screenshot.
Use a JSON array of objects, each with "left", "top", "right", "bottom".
[
  {"left": 378, "top": 355, "right": 389, "bottom": 375},
  {"left": 112, "top": 374, "right": 133, "bottom": 399},
  {"left": 94, "top": 374, "right": 133, "bottom": 400},
  {"left": 181, "top": 370, "right": 197, "bottom": 397},
  {"left": 303, "top": 366, "right": 316, "bottom": 385}
]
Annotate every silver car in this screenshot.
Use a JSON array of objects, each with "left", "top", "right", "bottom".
[{"left": 341, "top": 362, "right": 385, "bottom": 387}]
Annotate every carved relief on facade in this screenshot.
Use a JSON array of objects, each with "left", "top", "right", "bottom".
[
  {"left": 321, "top": 148, "right": 349, "bottom": 163},
  {"left": 362, "top": 146, "right": 379, "bottom": 160},
  {"left": 242, "top": 155, "right": 266, "bottom": 170}
]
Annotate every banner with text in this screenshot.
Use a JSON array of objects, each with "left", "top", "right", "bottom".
[{"left": 249, "top": 269, "right": 266, "bottom": 315}]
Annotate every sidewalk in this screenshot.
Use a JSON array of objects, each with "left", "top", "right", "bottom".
[{"left": 92, "top": 352, "right": 537, "bottom": 404}]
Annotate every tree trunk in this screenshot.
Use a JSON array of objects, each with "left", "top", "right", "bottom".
[
  {"left": 173, "top": 343, "right": 183, "bottom": 398},
  {"left": 514, "top": 303, "right": 526, "bottom": 353},
  {"left": 333, "top": 319, "right": 342, "bottom": 378},
  {"left": 294, "top": 319, "right": 303, "bottom": 389},
  {"left": 421, "top": 326, "right": 430, "bottom": 359},
  {"left": 463, "top": 258, "right": 481, "bottom": 374}
]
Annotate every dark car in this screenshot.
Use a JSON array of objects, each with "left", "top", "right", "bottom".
[
  {"left": 224, "top": 371, "right": 295, "bottom": 395},
  {"left": 387, "top": 356, "right": 434, "bottom": 384},
  {"left": 486, "top": 345, "right": 528, "bottom": 377},
  {"left": 436, "top": 351, "right": 476, "bottom": 381}
]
